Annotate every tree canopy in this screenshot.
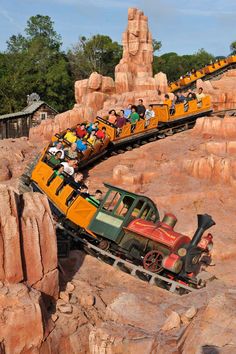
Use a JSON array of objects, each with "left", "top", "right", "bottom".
[
  {"left": 0, "top": 13, "right": 233, "bottom": 116},
  {"left": 67, "top": 34, "right": 122, "bottom": 81},
  {"left": 0, "top": 15, "right": 73, "bottom": 114},
  {"left": 153, "top": 49, "right": 215, "bottom": 82},
  {"left": 230, "top": 41, "right": 236, "bottom": 54}
]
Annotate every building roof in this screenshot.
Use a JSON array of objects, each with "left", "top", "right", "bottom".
[{"left": 0, "top": 101, "right": 58, "bottom": 121}]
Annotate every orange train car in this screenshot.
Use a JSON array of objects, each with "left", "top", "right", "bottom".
[{"left": 168, "top": 55, "right": 236, "bottom": 92}]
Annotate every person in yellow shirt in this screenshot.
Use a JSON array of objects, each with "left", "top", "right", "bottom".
[
  {"left": 86, "top": 130, "right": 97, "bottom": 146},
  {"left": 64, "top": 129, "right": 77, "bottom": 143}
]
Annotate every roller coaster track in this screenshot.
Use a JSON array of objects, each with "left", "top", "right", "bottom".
[{"left": 213, "top": 108, "right": 236, "bottom": 118}]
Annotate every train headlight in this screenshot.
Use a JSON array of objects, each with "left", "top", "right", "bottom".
[{"left": 178, "top": 248, "right": 187, "bottom": 257}]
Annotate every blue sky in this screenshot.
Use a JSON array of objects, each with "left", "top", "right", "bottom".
[{"left": 0, "top": 0, "right": 235, "bottom": 56}]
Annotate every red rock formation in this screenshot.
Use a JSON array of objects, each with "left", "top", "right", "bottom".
[
  {"left": 0, "top": 138, "right": 42, "bottom": 184},
  {"left": 0, "top": 186, "right": 58, "bottom": 301},
  {"left": 115, "top": 8, "right": 155, "bottom": 93},
  {"left": 194, "top": 116, "right": 236, "bottom": 139},
  {"left": 0, "top": 283, "right": 45, "bottom": 354},
  {"left": 197, "top": 68, "right": 236, "bottom": 111},
  {"left": 180, "top": 292, "right": 236, "bottom": 353},
  {"left": 185, "top": 115, "right": 236, "bottom": 191}
]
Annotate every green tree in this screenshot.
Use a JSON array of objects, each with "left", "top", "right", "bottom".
[
  {"left": 0, "top": 15, "right": 73, "bottom": 114},
  {"left": 25, "top": 14, "right": 62, "bottom": 50},
  {"left": 230, "top": 41, "right": 236, "bottom": 54},
  {"left": 153, "top": 49, "right": 215, "bottom": 82},
  {"left": 152, "top": 39, "right": 162, "bottom": 53},
  {"left": 67, "top": 34, "right": 122, "bottom": 80},
  {"left": 6, "top": 34, "right": 28, "bottom": 53}
]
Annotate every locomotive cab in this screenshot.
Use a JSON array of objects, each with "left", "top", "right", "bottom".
[{"left": 88, "top": 183, "right": 160, "bottom": 247}]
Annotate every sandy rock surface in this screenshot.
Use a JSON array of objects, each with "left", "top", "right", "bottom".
[{"left": 41, "top": 250, "right": 235, "bottom": 353}]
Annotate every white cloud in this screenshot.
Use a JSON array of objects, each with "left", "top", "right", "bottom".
[{"left": 0, "top": 8, "right": 22, "bottom": 29}]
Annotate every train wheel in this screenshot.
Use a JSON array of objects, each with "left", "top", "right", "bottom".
[
  {"left": 143, "top": 250, "right": 163, "bottom": 273},
  {"left": 98, "top": 240, "right": 110, "bottom": 251}
]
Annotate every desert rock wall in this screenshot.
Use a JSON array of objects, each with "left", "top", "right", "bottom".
[{"left": 0, "top": 186, "right": 58, "bottom": 300}]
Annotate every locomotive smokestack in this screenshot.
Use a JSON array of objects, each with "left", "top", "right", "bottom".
[{"left": 190, "top": 214, "right": 215, "bottom": 247}]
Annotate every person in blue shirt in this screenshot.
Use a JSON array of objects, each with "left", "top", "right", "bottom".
[
  {"left": 76, "top": 139, "right": 87, "bottom": 152},
  {"left": 87, "top": 121, "right": 99, "bottom": 133},
  {"left": 124, "top": 104, "right": 132, "bottom": 120},
  {"left": 175, "top": 92, "right": 186, "bottom": 103}
]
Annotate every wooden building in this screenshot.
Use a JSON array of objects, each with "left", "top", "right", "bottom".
[{"left": 0, "top": 99, "right": 58, "bottom": 139}]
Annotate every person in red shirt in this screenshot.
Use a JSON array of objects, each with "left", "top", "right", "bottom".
[
  {"left": 76, "top": 123, "right": 87, "bottom": 139},
  {"left": 108, "top": 109, "right": 117, "bottom": 124},
  {"left": 96, "top": 127, "right": 106, "bottom": 140}
]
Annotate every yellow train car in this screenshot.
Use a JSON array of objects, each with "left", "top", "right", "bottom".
[
  {"left": 168, "top": 55, "right": 236, "bottom": 92},
  {"left": 31, "top": 156, "right": 97, "bottom": 235},
  {"left": 96, "top": 96, "right": 211, "bottom": 146}
]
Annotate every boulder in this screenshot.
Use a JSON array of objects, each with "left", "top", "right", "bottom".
[
  {"left": 88, "top": 72, "right": 103, "bottom": 91},
  {"left": 161, "top": 311, "right": 181, "bottom": 331},
  {"left": 0, "top": 283, "right": 44, "bottom": 354}
]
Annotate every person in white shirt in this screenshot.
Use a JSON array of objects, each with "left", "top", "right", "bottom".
[
  {"left": 196, "top": 87, "right": 205, "bottom": 107},
  {"left": 144, "top": 104, "right": 155, "bottom": 127},
  {"left": 49, "top": 142, "right": 65, "bottom": 159},
  {"left": 61, "top": 159, "right": 76, "bottom": 176}
]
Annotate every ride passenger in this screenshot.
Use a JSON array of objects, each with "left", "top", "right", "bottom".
[
  {"left": 108, "top": 110, "right": 117, "bottom": 124},
  {"left": 52, "top": 164, "right": 65, "bottom": 179},
  {"left": 61, "top": 159, "right": 76, "bottom": 176},
  {"left": 169, "top": 96, "right": 177, "bottom": 116},
  {"left": 48, "top": 151, "right": 63, "bottom": 166},
  {"left": 64, "top": 129, "right": 77, "bottom": 143},
  {"left": 49, "top": 141, "right": 65, "bottom": 159},
  {"left": 86, "top": 189, "right": 103, "bottom": 207},
  {"left": 80, "top": 184, "right": 90, "bottom": 198},
  {"left": 64, "top": 143, "right": 78, "bottom": 159},
  {"left": 76, "top": 123, "right": 87, "bottom": 139},
  {"left": 144, "top": 104, "right": 155, "bottom": 128},
  {"left": 96, "top": 126, "right": 106, "bottom": 140},
  {"left": 70, "top": 172, "right": 84, "bottom": 191},
  {"left": 175, "top": 92, "right": 186, "bottom": 104},
  {"left": 130, "top": 105, "right": 140, "bottom": 132},
  {"left": 116, "top": 110, "right": 126, "bottom": 136},
  {"left": 196, "top": 87, "right": 205, "bottom": 107},
  {"left": 76, "top": 139, "right": 87, "bottom": 152},
  {"left": 124, "top": 104, "right": 132, "bottom": 120},
  {"left": 136, "top": 99, "right": 146, "bottom": 119},
  {"left": 186, "top": 91, "right": 197, "bottom": 101},
  {"left": 86, "top": 130, "right": 97, "bottom": 146},
  {"left": 87, "top": 121, "right": 99, "bottom": 133}
]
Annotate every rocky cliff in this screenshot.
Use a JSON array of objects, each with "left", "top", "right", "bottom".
[
  {"left": 0, "top": 187, "right": 58, "bottom": 300},
  {"left": 0, "top": 186, "right": 58, "bottom": 353},
  {"left": 197, "top": 69, "right": 236, "bottom": 111}
]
